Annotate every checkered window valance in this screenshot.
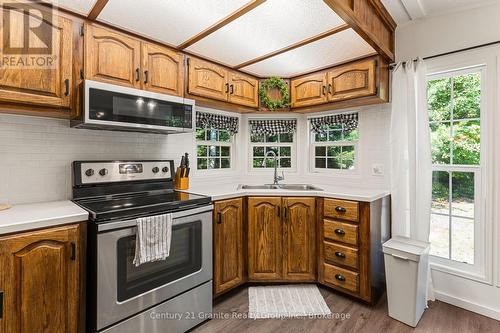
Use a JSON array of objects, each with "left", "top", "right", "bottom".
[
  {"left": 249, "top": 119, "right": 297, "bottom": 135},
  {"left": 196, "top": 111, "right": 239, "bottom": 134},
  {"left": 310, "top": 113, "right": 358, "bottom": 134}
]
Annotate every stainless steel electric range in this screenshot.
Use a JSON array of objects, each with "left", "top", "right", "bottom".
[{"left": 72, "top": 160, "right": 213, "bottom": 333}]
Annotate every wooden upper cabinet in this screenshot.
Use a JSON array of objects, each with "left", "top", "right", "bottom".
[
  {"left": 283, "top": 197, "right": 316, "bottom": 281},
  {"left": 247, "top": 197, "right": 283, "bottom": 280},
  {"left": 84, "top": 24, "right": 141, "bottom": 88},
  {"left": 0, "top": 224, "right": 80, "bottom": 333},
  {"left": 188, "top": 58, "right": 228, "bottom": 102},
  {"left": 142, "top": 43, "right": 184, "bottom": 97},
  {"left": 213, "top": 198, "right": 245, "bottom": 296},
  {"left": 327, "top": 58, "right": 376, "bottom": 102},
  {"left": 290, "top": 73, "right": 328, "bottom": 108},
  {"left": 228, "top": 72, "right": 259, "bottom": 107},
  {"left": 0, "top": 10, "right": 72, "bottom": 108}
]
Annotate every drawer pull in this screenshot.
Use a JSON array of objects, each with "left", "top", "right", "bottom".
[
  {"left": 335, "top": 206, "right": 347, "bottom": 213},
  {"left": 335, "top": 251, "right": 346, "bottom": 258},
  {"left": 335, "top": 274, "right": 346, "bottom": 282},
  {"left": 334, "top": 228, "right": 345, "bottom": 235}
]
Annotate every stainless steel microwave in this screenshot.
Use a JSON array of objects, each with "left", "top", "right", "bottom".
[{"left": 71, "top": 80, "right": 195, "bottom": 134}]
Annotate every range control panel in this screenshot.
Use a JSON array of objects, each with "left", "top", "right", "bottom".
[{"left": 76, "top": 161, "right": 173, "bottom": 185}]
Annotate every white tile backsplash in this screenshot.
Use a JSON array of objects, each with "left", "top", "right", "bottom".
[{"left": 0, "top": 104, "right": 392, "bottom": 204}]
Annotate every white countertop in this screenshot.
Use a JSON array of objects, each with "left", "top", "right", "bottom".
[
  {"left": 185, "top": 183, "right": 390, "bottom": 202},
  {"left": 0, "top": 201, "right": 89, "bottom": 235}
]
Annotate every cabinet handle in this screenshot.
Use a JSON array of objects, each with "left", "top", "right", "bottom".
[
  {"left": 328, "top": 83, "right": 332, "bottom": 94},
  {"left": 217, "top": 212, "right": 222, "bottom": 224},
  {"left": 230, "top": 84, "right": 234, "bottom": 94},
  {"left": 135, "top": 68, "right": 140, "bottom": 82},
  {"left": 335, "top": 274, "right": 346, "bottom": 282},
  {"left": 64, "top": 79, "right": 69, "bottom": 96},
  {"left": 0, "top": 290, "right": 3, "bottom": 319},
  {"left": 284, "top": 206, "right": 287, "bottom": 219},
  {"left": 334, "top": 228, "right": 345, "bottom": 235},
  {"left": 335, "top": 251, "right": 346, "bottom": 258},
  {"left": 70, "top": 242, "right": 76, "bottom": 260},
  {"left": 335, "top": 206, "right": 347, "bottom": 213},
  {"left": 225, "top": 83, "right": 229, "bottom": 93},
  {"left": 322, "top": 85, "right": 326, "bottom": 95},
  {"left": 144, "top": 70, "right": 149, "bottom": 84},
  {"left": 277, "top": 206, "right": 280, "bottom": 218}
]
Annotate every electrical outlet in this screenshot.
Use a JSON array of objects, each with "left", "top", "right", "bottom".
[{"left": 372, "top": 164, "right": 384, "bottom": 176}]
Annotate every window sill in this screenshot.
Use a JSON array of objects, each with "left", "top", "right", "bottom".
[{"left": 429, "top": 258, "right": 491, "bottom": 285}]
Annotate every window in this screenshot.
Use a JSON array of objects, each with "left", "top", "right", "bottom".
[
  {"left": 195, "top": 127, "right": 233, "bottom": 170},
  {"left": 310, "top": 114, "right": 359, "bottom": 171},
  {"left": 249, "top": 119, "right": 296, "bottom": 170},
  {"left": 427, "top": 68, "right": 483, "bottom": 266}
]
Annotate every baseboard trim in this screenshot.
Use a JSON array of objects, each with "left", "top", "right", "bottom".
[{"left": 435, "top": 290, "right": 500, "bottom": 321}]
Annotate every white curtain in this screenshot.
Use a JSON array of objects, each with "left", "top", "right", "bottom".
[{"left": 390, "top": 59, "right": 435, "bottom": 301}]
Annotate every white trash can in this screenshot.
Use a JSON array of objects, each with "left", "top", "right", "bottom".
[{"left": 382, "top": 236, "right": 430, "bottom": 327}]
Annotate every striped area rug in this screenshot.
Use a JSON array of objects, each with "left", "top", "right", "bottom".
[{"left": 248, "top": 284, "right": 331, "bottom": 319}]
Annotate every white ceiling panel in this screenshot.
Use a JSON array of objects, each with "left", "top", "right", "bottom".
[
  {"left": 42, "top": 0, "right": 97, "bottom": 15},
  {"left": 186, "top": 0, "right": 345, "bottom": 66},
  {"left": 240, "top": 29, "right": 375, "bottom": 77},
  {"left": 98, "top": 0, "right": 249, "bottom": 46}
]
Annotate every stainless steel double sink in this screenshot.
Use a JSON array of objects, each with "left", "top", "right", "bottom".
[{"left": 238, "top": 184, "right": 323, "bottom": 191}]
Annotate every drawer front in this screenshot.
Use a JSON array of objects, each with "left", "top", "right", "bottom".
[
  {"left": 323, "top": 263, "right": 359, "bottom": 293},
  {"left": 324, "top": 241, "right": 358, "bottom": 269},
  {"left": 324, "top": 199, "right": 359, "bottom": 222},
  {"left": 323, "top": 220, "right": 358, "bottom": 246}
]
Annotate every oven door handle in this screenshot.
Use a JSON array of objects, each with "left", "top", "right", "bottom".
[{"left": 97, "top": 204, "right": 214, "bottom": 232}]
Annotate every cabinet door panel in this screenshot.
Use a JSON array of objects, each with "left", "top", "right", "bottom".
[
  {"left": 187, "top": 58, "right": 228, "bottom": 101},
  {"left": 142, "top": 43, "right": 184, "bottom": 97},
  {"left": 85, "top": 24, "right": 141, "bottom": 88},
  {"left": 290, "top": 73, "right": 327, "bottom": 107},
  {"left": 214, "top": 198, "right": 244, "bottom": 295},
  {"left": 248, "top": 197, "right": 282, "bottom": 280},
  {"left": 283, "top": 197, "right": 316, "bottom": 280},
  {"left": 327, "top": 58, "right": 376, "bottom": 101},
  {"left": 0, "top": 9, "right": 72, "bottom": 108},
  {"left": 228, "top": 72, "right": 258, "bottom": 107},
  {"left": 0, "top": 224, "right": 80, "bottom": 333}
]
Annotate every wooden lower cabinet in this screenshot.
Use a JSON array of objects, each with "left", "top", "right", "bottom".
[
  {"left": 247, "top": 197, "right": 315, "bottom": 282},
  {"left": 318, "top": 198, "right": 389, "bottom": 304},
  {"left": 283, "top": 197, "right": 316, "bottom": 280},
  {"left": 213, "top": 198, "right": 245, "bottom": 296},
  {"left": 0, "top": 223, "right": 82, "bottom": 333},
  {"left": 247, "top": 197, "right": 283, "bottom": 280}
]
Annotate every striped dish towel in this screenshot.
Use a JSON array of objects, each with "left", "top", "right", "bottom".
[{"left": 133, "top": 213, "right": 173, "bottom": 266}]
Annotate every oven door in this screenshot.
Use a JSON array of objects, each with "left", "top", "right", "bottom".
[{"left": 95, "top": 205, "right": 212, "bottom": 331}]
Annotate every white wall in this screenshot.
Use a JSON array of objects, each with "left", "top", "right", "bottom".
[
  {"left": 0, "top": 114, "right": 172, "bottom": 204},
  {"left": 395, "top": 6, "right": 500, "bottom": 320},
  {"left": 396, "top": 1, "right": 500, "bottom": 61},
  {"left": 0, "top": 103, "right": 391, "bottom": 204}
]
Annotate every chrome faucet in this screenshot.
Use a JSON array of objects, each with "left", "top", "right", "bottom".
[{"left": 262, "top": 150, "right": 284, "bottom": 185}]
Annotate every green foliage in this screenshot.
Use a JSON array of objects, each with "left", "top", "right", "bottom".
[
  {"left": 428, "top": 72, "right": 480, "bottom": 201},
  {"left": 259, "top": 77, "right": 289, "bottom": 111}
]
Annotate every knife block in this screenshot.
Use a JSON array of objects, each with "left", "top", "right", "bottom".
[{"left": 174, "top": 167, "right": 189, "bottom": 190}]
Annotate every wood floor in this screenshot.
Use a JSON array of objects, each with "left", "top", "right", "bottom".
[{"left": 193, "top": 285, "right": 500, "bottom": 333}]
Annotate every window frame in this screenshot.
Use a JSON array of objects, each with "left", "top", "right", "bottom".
[
  {"left": 427, "top": 65, "right": 488, "bottom": 281},
  {"left": 308, "top": 117, "right": 359, "bottom": 174},
  {"left": 247, "top": 120, "right": 297, "bottom": 173},
  {"left": 193, "top": 109, "right": 239, "bottom": 174}
]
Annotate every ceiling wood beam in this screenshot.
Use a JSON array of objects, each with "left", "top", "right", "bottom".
[
  {"left": 323, "top": 0, "right": 396, "bottom": 61},
  {"left": 177, "top": 0, "right": 266, "bottom": 50},
  {"left": 87, "top": 0, "right": 109, "bottom": 20},
  {"left": 234, "top": 24, "right": 350, "bottom": 69}
]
